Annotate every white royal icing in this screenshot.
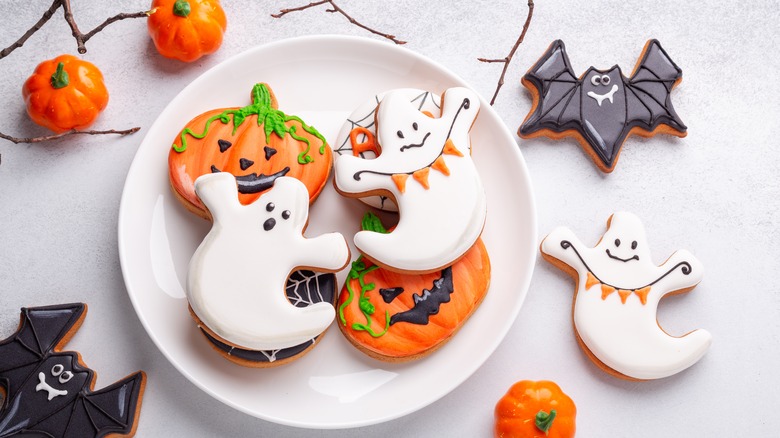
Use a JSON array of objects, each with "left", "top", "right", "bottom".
[
  {"left": 587, "top": 84, "right": 619, "bottom": 106},
  {"left": 36, "top": 372, "right": 67, "bottom": 401},
  {"left": 333, "top": 89, "right": 442, "bottom": 212},
  {"left": 187, "top": 173, "right": 350, "bottom": 351},
  {"left": 541, "top": 211, "right": 711, "bottom": 380},
  {"left": 334, "top": 87, "right": 486, "bottom": 273}
]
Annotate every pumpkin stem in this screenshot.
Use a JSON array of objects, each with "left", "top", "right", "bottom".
[
  {"left": 535, "top": 409, "right": 557, "bottom": 435},
  {"left": 173, "top": 0, "right": 191, "bottom": 17},
  {"left": 361, "top": 212, "right": 389, "bottom": 234},
  {"left": 252, "top": 83, "right": 273, "bottom": 109},
  {"left": 50, "top": 62, "right": 70, "bottom": 89}
]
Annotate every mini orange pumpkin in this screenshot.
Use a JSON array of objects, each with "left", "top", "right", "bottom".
[
  {"left": 168, "top": 83, "right": 332, "bottom": 219},
  {"left": 22, "top": 54, "right": 109, "bottom": 133},
  {"left": 147, "top": 0, "right": 227, "bottom": 62},
  {"left": 337, "top": 213, "right": 491, "bottom": 361},
  {"left": 495, "top": 380, "right": 576, "bottom": 438}
]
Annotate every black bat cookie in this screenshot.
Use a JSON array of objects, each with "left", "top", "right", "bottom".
[
  {"left": 519, "top": 40, "right": 687, "bottom": 172},
  {"left": 0, "top": 303, "right": 146, "bottom": 437}
]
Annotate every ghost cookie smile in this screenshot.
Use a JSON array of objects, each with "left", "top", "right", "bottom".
[{"left": 541, "top": 212, "right": 711, "bottom": 380}]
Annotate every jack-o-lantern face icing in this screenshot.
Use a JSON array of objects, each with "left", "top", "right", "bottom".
[
  {"left": 336, "top": 213, "right": 491, "bottom": 361},
  {"left": 169, "top": 83, "right": 332, "bottom": 219}
]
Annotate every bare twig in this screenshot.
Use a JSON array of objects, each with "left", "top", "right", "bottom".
[
  {"left": 0, "top": 127, "right": 140, "bottom": 144},
  {"left": 0, "top": 0, "right": 61, "bottom": 60},
  {"left": 478, "top": 0, "right": 535, "bottom": 105},
  {"left": 272, "top": 0, "right": 406, "bottom": 45},
  {"left": 0, "top": 0, "right": 149, "bottom": 60}
]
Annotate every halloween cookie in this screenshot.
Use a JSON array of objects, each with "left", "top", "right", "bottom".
[
  {"left": 519, "top": 40, "right": 687, "bottom": 173},
  {"left": 0, "top": 303, "right": 146, "bottom": 437},
  {"left": 333, "top": 88, "right": 442, "bottom": 211},
  {"left": 333, "top": 86, "right": 486, "bottom": 274},
  {"left": 169, "top": 82, "right": 332, "bottom": 220},
  {"left": 540, "top": 212, "right": 711, "bottom": 380},
  {"left": 495, "top": 380, "right": 576, "bottom": 438},
  {"left": 201, "top": 270, "right": 338, "bottom": 367},
  {"left": 187, "top": 172, "right": 349, "bottom": 365},
  {"left": 337, "top": 213, "right": 490, "bottom": 362}
]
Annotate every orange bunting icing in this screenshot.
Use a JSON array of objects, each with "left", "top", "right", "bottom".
[
  {"left": 601, "top": 284, "right": 616, "bottom": 300},
  {"left": 634, "top": 287, "right": 651, "bottom": 305},
  {"left": 586, "top": 272, "right": 599, "bottom": 290},
  {"left": 349, "top": 127, "right": 379, "bottom": 157},
  {"left": 618, "top": 290, "right": 631, "bottom": 304},
  {"left": 442, "top": 139, "right": 463, "bottom": 157},
  {"left": 430, "top": 156, "right": 450, "bottom": 176},
  {"left": 412, "top": 167, "right": 430, "bottom": 189},
  {"left": 422, "top": 110, "right": 434, "bottom": 118},
  {"left": 391, "top": 174, "right": 409, "bottom": 193}
]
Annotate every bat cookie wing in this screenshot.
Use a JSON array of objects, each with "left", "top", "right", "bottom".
[
  {"left": 625, "top": 39, "right": 687, "bottom": 134},
  {"left": 519, "top": 40, "right": 583, "bottom": 136},
  {"left": 0, "top": 304, "right": 86, "bottom": 403},
  {"left": 25, "top": 371, "right": 146, "bottom": 438}
]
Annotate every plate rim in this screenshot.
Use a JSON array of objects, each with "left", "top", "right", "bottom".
[{"left": 118, "top": 34, "right": 537, "bottom": 429}]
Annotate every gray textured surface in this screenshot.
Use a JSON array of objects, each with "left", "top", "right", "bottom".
[{"left": 0, "top": 0, "right": 779, "bottom": 436}]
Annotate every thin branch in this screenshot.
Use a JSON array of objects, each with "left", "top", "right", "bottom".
[
  {"left": 0, "top": 0, "right": 149, "bottom": 60},
  {"left": 0, "top": 0, "right": 61, "bottom": 60},
  {"left": 272, "top": 0, "right": 406, "bottom": 45},
  {"left": 0, "top": 127, "right": 140, "bottom": 144},
  {"left": 81, "top": 10, "right": 153, "bottom": 43},
  {"left": 478, "top": 0, "right": 535, "bottom": 105}
]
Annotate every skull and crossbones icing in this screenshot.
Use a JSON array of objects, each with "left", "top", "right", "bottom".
[
  {"left": 187, "top": 173, "right": 350, "bottom": 351},
  {"left": 541, "top": 212, "right": 711, "bottom": 380}
]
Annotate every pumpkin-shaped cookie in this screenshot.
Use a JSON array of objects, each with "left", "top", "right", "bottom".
[
  {"left": 337, "top": 213, "right": 491, "bottom": 361},
  {"left": 168, "top": 83, "right": 331, "bottom": 219}
]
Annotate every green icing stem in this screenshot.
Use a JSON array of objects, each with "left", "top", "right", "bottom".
[
  {"left": 171, "top": 83, "right": 327, "bottom": 164},
  {"left": 338, "top": 257, "right": 389, "bottom": 337},
  {"left": 337, "top": 213, "right": 392, "bottom": 337}
]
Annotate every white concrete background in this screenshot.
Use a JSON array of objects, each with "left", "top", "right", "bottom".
[{"left": 1, "top": 0, "right": 778, "bottom": 436}]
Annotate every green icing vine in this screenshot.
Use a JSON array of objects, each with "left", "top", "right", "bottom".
[
  {"left": 337, "top": 212, "right": 391, "bottom": 337},
  {"left": 171, "top": 83, "right": 327, "bottom": 165}
]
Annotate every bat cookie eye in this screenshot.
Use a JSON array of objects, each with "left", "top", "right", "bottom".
[
  {"left": 591, "top": 75, "right": 602, "bottom": 86},
  {"left": 601, "top": 75, "right": 611, "bottom": 85},
  {"left": 59, "top": 371, "right": 73, "bottom": 384},
  {"left": 631, "top": 240, "right": 638, "bottom": 249},
  {"left": 614, "top": 239, "right": 621, "bottom": 247},
  {"left": 51, "top": 364, "right": 64, "bottom": 376}
]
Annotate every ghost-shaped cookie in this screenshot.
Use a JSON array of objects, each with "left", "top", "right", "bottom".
[
  {"left": 334, "top": 87, "right": 486, "bottom": 273},
  {"left": 541, "top": 212, "right": 711, "bottom": 380},
  {"left": 187, "top": 173, "right": 350, "bottom": 351}
]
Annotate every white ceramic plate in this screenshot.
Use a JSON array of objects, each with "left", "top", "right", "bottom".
[{"left": 118, "top": 35, "right": 536, "bottom": 429}]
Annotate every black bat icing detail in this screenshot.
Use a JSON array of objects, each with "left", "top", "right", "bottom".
[
  {"left": 389, "top": 267, "right": 454, "bottom": 326},
  {"left": 0, "top": 304, "right": 145, "bottom": 438},
  {"left": 519, "top": 40, "right": 687, "bottom": 172}
]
